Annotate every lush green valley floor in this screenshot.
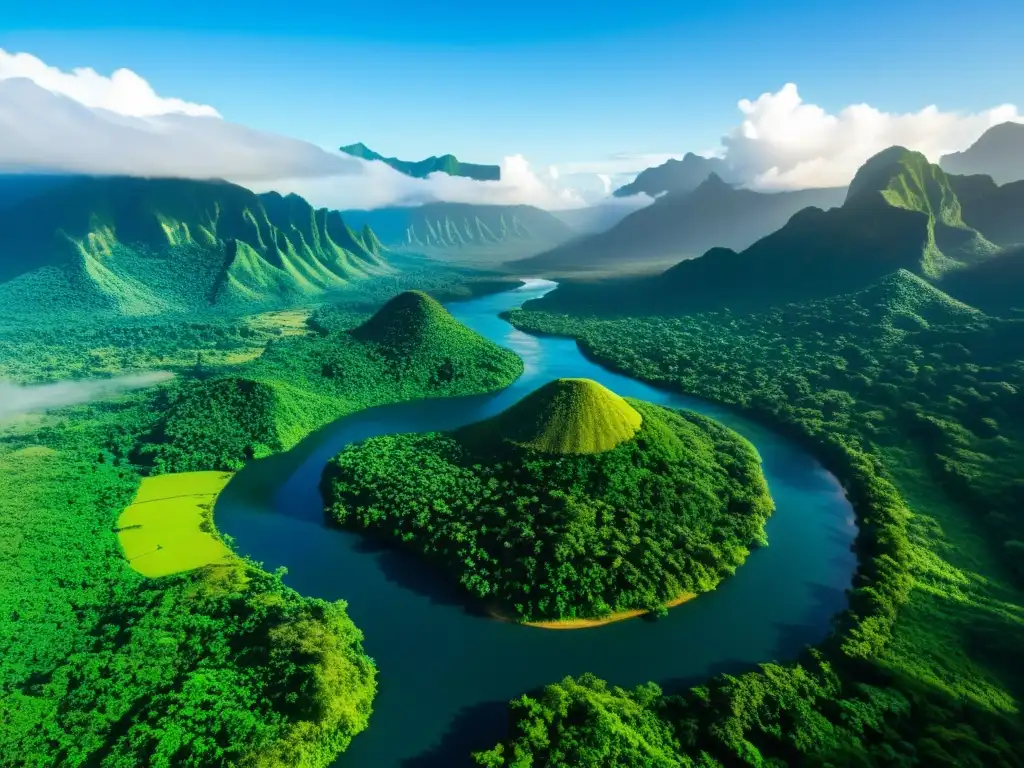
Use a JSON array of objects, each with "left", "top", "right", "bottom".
[
  {"left": 0, "top": 278, "right": 524, "bottom": 766},
  {"left": 478, "top": 270, "right": 1024, "bottom": 766},
  {"left": 0, "top": 409, "right": 377, "bottom": 767}
]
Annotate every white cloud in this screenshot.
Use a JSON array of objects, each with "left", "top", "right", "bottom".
[
  {"left": 0, "top": 49, "right": 617, "bottom": 211},
  {"left": 258, "top": 153, "right": 593, "bottom": 211},
  {"left": 0, "top": 372, "right": 174, "bottom": 420},
  {"left": 0, "top": 78, "right": 360, "bottom": 180},
  {"left": 554, "top": 153, "right": 684, "bottom": 177},
  {"left": 722, "top": 83, "right": 1022, "bottom": 189},
  {"left": 0, "top": 49, "right": 218, "bottom": 117}
]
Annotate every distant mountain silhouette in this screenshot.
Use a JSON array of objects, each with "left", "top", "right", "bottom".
[
  {"left": 549, "top": 203, "right": 641, "bottom": 235},
  {"left": 613, "top": 153, "right": 736, "bottom": 198},
  {"left": 511, "top": 174, "right": 846, "bottom": 276},
  {"left": 525, "top": 147, "right": 999, "bottom": 315},
  {"left": 948, "top": 174, "right": 1024, "bottom": 247},
  {"left": 943, "top": 244, "right": 1024, "bottom": 316},
  {"left": 341, "top": 203, "right": 575, "bottom": 260},
  {"left": 339, "top": 142, "right": 501, "bottom": 181},
  {"left": 940, "top": 122, "right": 1024, "bottom": 184}
]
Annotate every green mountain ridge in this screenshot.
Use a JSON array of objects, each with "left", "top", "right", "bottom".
[
  {"left": 845, "top": 146, "right": 997, "bottom": 276},
  {"left": 339, "top": 142, "right": 501, "bottom": 181},
  {"left": 528, "top": 147, "right": 1002, "bottom": 315},
  {"left": 341, "top": 203, "right": 577, "bottom": 261},
  {"left": 458, "top": 378, "right": 643, "bottom": 455},
  {"left": 0, "top": 176, "right": 389, "bottom": 318}
]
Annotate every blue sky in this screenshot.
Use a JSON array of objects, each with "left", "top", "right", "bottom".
[{"left": 2, "top": 0, "right": 1022, "bottom": 169}]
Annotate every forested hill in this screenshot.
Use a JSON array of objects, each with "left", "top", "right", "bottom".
[
  {"left": 526, "top": 147, "right": 1003, "bottom": 315},
  {"left": 339, "top": 142, "right": 501, "bottom": 181},
  {"left": 488, "top": 267, "right": 1024, "bottom": 766},
  {"left": 509, "top": 174, "right": 847, "bottom": 276},
  {"left": 142, "top": 290, "right": 524, "bottom": 471},
  {"left": 341, "top": 202, "right": 576, "bottom": 260},
  {"left": 323, "top": 379, "right": 773, "bottom": 623},
  {"left": 0, "top": 176, "right": 389, "bottom": 319}
]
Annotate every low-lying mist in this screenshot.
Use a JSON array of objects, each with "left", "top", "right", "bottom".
[{"left": 0, "top": 371, "right": 174, "bottom": 420}]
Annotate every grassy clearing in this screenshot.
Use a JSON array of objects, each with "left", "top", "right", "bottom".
[
  {"left": 117, "top": 471, "right": 234, "bottom": 577},
  {"left": 244, "top": 308, "right": 312, "bottom": 337}
]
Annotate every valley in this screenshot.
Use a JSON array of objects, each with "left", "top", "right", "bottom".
[{"left": 0, "top": 59, "right": 1022, "bottom": 768}]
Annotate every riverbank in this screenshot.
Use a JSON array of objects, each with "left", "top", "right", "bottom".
[{"left": 491, "top": 592, "right": 697, "bottom": 630}]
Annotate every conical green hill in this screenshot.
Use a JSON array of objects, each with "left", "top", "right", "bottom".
[
  {"left": 350, "top": 290, "right": 452, "bottom": 351},
  {"left": 461, "top": 378, "right": 642, "bottom": 455}
]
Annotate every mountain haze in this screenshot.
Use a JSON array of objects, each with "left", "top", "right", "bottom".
[
  {"left": 940, "top": 122, "right": 1024, "bottom": 184},
  {"left": 613, "top": 153, "right": 735, "bottom": 198},
  {"left": 341, "top": 203, "right": 576, "bottom": 261},
  {"left": 526, "top": 147, "right": 1000, "bottom": 315},
  {"left": 339, "top": 142, "right": 501, "bottom": 181},
  {"left": 948, "top": 174, "right": 1024, "bottom": 247},
  {"left": 513, "top": 175, "right": 847, "bottom": 276}
]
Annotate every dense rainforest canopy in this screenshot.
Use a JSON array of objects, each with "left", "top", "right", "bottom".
[
  {"left": 322, "top": 379, "right": 773, "bottom": 622},
  {"left": 475, "top": 269, "right": 1024, "bottom": 765},
  {"left": 0, "top": 400, "right": 377, "bottom": 767},
  {"left": 0, "top": 282, "right": 526, "bottom": 766},
  {"left": 136, "top": 290, "right": 524, "bottom": 472}
]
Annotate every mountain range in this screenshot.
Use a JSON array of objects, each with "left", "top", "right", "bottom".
[
  {"left": 339, "top": 143, "right": 501, "bottom": 181},
  {"left": 526, "top": 147, "right": 1006, "bottom": 315},
  {"left": 511, "top": 174, "right": 847, "bottom": 276},
  {"left": 613, "top": 153, "right": 737, "bottom": 198},
  {"left": 948, "top": 174, "right": 1024, "bottom": 247},
  {"left": 341, "top": 203, "right": 577, "bottom": 261},
  {"left": 0, "top": 176, "right": 388, "bottom": 319},
  {"left": 940, "top": 122, "right": 1024, "bottom": 184}
]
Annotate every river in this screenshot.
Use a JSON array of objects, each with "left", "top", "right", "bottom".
[{"left": 214, "top": 279, "right": 857, "bottom": 766}]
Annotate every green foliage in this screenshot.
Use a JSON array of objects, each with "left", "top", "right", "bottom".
[
  {"left": 478, "top": 269, "right": 1024, "bottom": 764},
  {"left": 472, "top": 675, "right": 684, "bottom": 768},
  {"left": 0, "top": 176, "right": 388, "bottom": 319},
  {"left": 525, "top": 148, "right": 1000, "bottom": 316},
  {"left": 0, "top": 314, "right": 299, "bottom": 383},
  {"left": 459, "top": 378, "right": 643, "bottom": 455},
  {"left": 140, "top": 291, "right": 524, "bottom": 472},
  {"left": 0, "top": 411, "right": 376, "bottom": 767},
  {"left": 323, "top": 399, "right": 772, "bottom": 622}
]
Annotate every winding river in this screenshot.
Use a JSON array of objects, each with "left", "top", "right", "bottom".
[{"left": 215, "top": 279, "right": 858, "bottom": 767}]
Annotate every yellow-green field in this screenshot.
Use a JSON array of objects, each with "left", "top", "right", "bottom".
[
  {"left": 117, "top": 471, "right": 235, "bottom": 577},
  {"left": 245, "top": 308, "right": 312, "bottom": 336}
]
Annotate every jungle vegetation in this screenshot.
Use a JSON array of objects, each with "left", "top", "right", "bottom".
[
  {"left": 0, "top": 281, "right": 525, "bottom": 766},
  {"left": 136, "top": 290, "right": 523, "bottom": 472},
  {"left": 322, "top": 379, "right": 773, "bottom": 622},
  {"left": 474, "top": 268, "right": 1024, "bottom": 765},
  {"left": 0, "top": 401, "right": 377, "bottom": 767},
  {"left": 520, "top": 147, "right": 1007, "bottom": 314}
]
